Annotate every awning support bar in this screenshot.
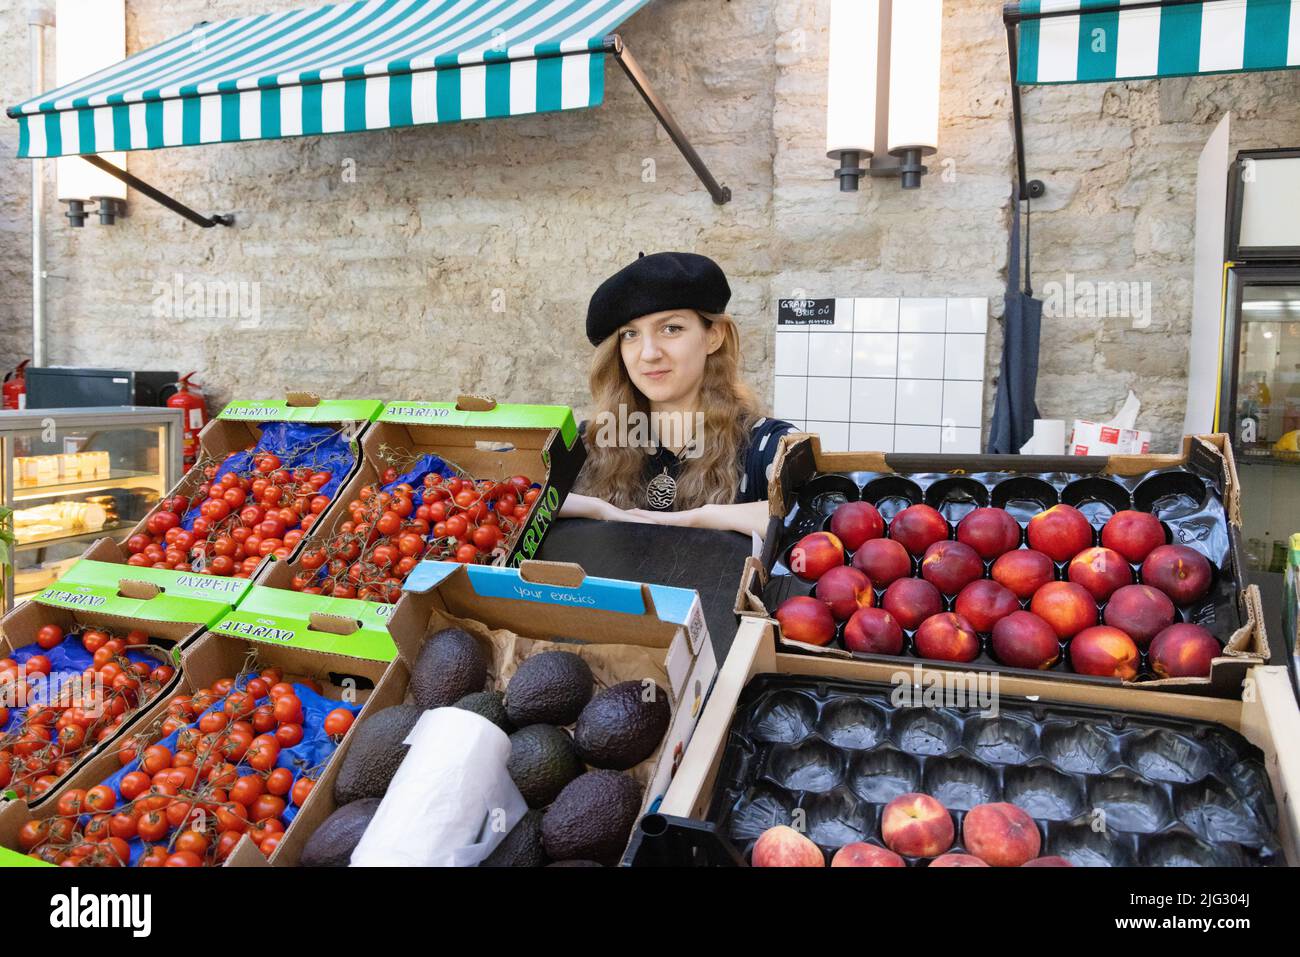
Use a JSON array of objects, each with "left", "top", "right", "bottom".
[
  {"left": 80, "top": 154, "right": 234, "bottom": 228},
  {"left": 1003, "top": 10, "right": 1045, "bottom": 204},
  {"left": 605, "top": 35, "right": 731, "bottom": 205}
]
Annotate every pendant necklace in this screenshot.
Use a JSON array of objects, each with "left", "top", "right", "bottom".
[{"left": 645, "top": 440, "right": 691, "bottom": 510}]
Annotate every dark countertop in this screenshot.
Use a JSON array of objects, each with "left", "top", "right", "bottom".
[{"left": 535, "top": 518, "right": 753, "bottom": 662}]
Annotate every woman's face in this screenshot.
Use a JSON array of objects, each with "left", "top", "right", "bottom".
[{"left": 617, "top": 309, "right": 724, "bottom": 407}]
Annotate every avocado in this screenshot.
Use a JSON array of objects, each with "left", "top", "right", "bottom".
[
  {"left": 481, "top": 810, "right": 547, "bottom": 867},
  {"left": 504, "top": 650, "right": 593, "bottom": 726},
  {"left": 300, "top": 799, "right": 381, "bottom": 867},
  {"left": 540, "top": 770, "right": 643, "bottom": 866},
  {"left": 574, "top": 681, "right": 671, "bottom": 770},
  {"left": 333, "top": 704, "right": 424, "bottom": 805},
  {"left": 454, "top": 690, "right": 513, "bottom": 733},
  {"left": 410, "top": 628, "right": 488, "bottom": 709},
  {"left": 507, "top": 724, "right": 584, "bottom": 808}
]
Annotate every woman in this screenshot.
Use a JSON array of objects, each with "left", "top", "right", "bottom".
[{"left": 561, "top": 252, "right": 795, "bottom": 539}]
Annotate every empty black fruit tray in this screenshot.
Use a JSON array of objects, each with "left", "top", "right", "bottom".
[
  {"left": 706, "top": 675, "right": 1282, "bottom": 867},
  {"left": 757, "top": 464, "right": 1249, "bottom": 688}
]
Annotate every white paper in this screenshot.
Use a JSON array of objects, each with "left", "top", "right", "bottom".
[
  {"left": 1104, "top": 390, "right": 1141, "bottom": 430},
  {"left": 349, "top": 708, "right": 528, "bottom": 867},
  {"left": 1020, "top": 419, "right": 1066, "bottom": 455}
]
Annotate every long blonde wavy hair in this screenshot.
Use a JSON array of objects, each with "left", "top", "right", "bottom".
[{"left": 575, "top": 311, "right": 764, "bottom": 510}]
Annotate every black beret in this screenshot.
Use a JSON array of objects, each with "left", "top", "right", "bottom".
[{"left": 586, "top": 252, "right": 731, "bottom": 346}]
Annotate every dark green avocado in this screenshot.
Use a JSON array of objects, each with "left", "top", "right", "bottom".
[
  {"left": 332, "top": 704, "right": 424, "bottom": 804},
  {"left": 507, "top": 724, "right": 584, "bottom": 808},
  {"left": 454, "top": 690, "right": 513, "bottom": 733},
  {"left": 503, "top": 650, "right": 593, "bottom": 726},
  {"left": 300, "top": 799, "right": 380, "bottom": 867},
  {"left": 540, "top": 770, "right": 643, "bottom": 866},
  {"left": 410, "top": 627, "right": 488, "bottom": 709},
  {"left": 481, "top": 810, "right": 548, "bottom": 867},
  {"left": 574, "top": 680, "right": 671, "bottom": 770}
]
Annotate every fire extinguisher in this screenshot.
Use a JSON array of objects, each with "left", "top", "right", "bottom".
[
  {"left": 3, "top": 360, "right": 29, "bottom": 410},
  {"left": 168, "top": 373, "right": 209, "bottom": 471}
]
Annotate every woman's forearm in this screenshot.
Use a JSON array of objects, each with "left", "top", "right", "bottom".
[{"left": 627, "top": 501, "right": 771, "bottom": 538}]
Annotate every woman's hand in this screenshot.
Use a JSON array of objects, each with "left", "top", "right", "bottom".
[
  {"left": 626, "top": 501, "right": 771, "bottom": 538},
  {"left": 558, "top": 493, "right": 658, "bottom": 525}
]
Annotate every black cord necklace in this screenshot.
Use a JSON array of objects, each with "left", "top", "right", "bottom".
[{"left": 645, "top": 439, "right": 692, "bottom": 510}]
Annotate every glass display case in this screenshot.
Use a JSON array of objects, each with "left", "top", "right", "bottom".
[{"left": 0, "top": 407, "right": 183, "bottom": 612}]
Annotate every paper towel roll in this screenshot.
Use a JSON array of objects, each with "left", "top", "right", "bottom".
[{"left": 349, "top": 708, "right": 528, "bottom": 867}]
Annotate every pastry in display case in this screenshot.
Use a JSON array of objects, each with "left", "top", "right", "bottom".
[{"left": 0, "top": 407, "right": 183, "bottom": 611}]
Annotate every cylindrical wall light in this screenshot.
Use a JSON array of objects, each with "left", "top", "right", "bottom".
[
  {"left": 886, "top": 0, "right": 943, "bottom": 189},
  {"left": 825, "top": 0, "right": 880, "bottom": 192},
  {"left": 55, "top": 0, "right": 127, "bottom": 226}
]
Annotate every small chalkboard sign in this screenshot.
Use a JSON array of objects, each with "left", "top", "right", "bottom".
[{"left": 778, "top": 298, "right": 836, "bottom": 326}]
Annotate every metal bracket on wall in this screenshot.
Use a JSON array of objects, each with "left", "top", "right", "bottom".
[
  {"left": 79, "top": 153, "right": 234, "bottom": 228},
  {"left": 604, "top": 35, "right": 731, "bottom": 205}
]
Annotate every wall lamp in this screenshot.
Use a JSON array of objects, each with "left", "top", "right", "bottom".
[{"left": 826, "top": 0, "right": 943, "bottom": 191}]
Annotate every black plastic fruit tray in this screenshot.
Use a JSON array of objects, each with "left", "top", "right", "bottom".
[
  {"left": 705, "top": 675, "right": 1282, "bottom": 867},
  {"left": 759, "top": 466, "right": 1246, "bottom": 686}
]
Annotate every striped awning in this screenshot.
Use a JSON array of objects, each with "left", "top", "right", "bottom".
[
  {"left": 1014, "top": 0, "right": 1300, "bottom": 84},
  {"left": 9, "top": 0, "right": 652, "bottom": 159}
]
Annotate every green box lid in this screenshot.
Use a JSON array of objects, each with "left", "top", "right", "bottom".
[
  {"left": 219, "top": 399, "right": 384, "bottom": 424},
  {"left": 0, "top": 845, "right": 50, "bottom": 867},
  {"left": 212, "top": 585, "right": 397, "bottom": 662},
  {"left": 36, "top": 559, "right": 252, "bottom": 628},
  {"left": 379, "top": 402, "right": 578, "bottom": 449}
]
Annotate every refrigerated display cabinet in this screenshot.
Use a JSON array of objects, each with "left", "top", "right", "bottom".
[{"left": 0, "top": 407, "right": 182, "bottom": 612}]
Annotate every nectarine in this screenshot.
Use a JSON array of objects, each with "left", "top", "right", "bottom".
[
  {"left": 1069, "top": 625, "right": 1140, "bottom": 679},
  {"left": 851, "top": 537, "right": 912, "bottom": 588},
  {"left": 957, "top": 507, "right": 1021, "bottom": 560},
  {"left": 991, "top": 548, "right": 1055, "bottom": 600},
  {"left": 990, "top": 611, "right": 1061, "bottom": 670},
  {"left": 843, "top": 607, "right": 905, "bottom": 656},
  {"left": 816, "top": 565, "right": 874, "bottom": 622},
  {"left": 1102, "top": 584, "right": 1175, "bottom": 646},
  {"left": 1067, "top": 546, "right": 1132, "bottom": 602},
  {"left": 882, "top": 577, "right": 944, "bottom": 631},
  {"left": 1029, "top": 581, "right": 1097, "bottom": 639},
  {"left": 889, "top": 504, "right": 950, "bottom": 557},
  {"left": 1141, "top": 544, "right": 1213, "bottom": 606},
  {"left": 1149, "top": 623, "right": 1220, "bottom": 678},
  {"left": 1026, "top": 504, "right": 1093, "bottom": 563},
  {"left": 830, "top": 501, "right": 885, "bottom": 551},
  {"left": 954, "top": 579, "right": 1020, "bottom": 633},
  {"left": 920, "top": 540, "right": 984, "bottom": 596},
  {"left": 775, "top": 596, "right": 837, "bottom": 647},
  {"left": 914, "top": 613, "right": 981, "bottom": 663},
  {"left": 789, "top": 531, "right": 846, "bottom": 582},
  {"left": 1100, "top": 510, "right": 1165, "bottom": 564}
]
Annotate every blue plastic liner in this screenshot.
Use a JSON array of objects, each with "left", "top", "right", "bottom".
[
  {"left": 3, "top": 637, "right": 163, "bottom": 736},
  {"left": 181, "top": 422, "right": 357, "bottom": 531},
  {"left": 91, "top": 673, "right": 363, "bottom": 866}
]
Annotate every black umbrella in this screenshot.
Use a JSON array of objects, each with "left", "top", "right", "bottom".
[{"left": 987, "top": 183, "right": 1044, "bottom": 454}]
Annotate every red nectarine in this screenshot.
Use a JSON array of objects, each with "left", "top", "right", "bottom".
[
  {"left": 1067, "top": 546, "right": 1132, "bottom": 602},
  {"left": 1069, "top": 625, "right": 1140, "bottom": 679},
  {"left": 816, "top": 565, "right": 874, "bottom": 622},
  {"left": 889, "top": 504, "right": 950, "bottom": 557},
  {"left": 1026, "top": 504, "right": 1093, "bottom": 563},
  {"left": 954, "top": 579, "right": 1020, "bottom": 633},
  {"left": 991, "top": 548, "right": 1055, "bottom": 600},
  {"left": 789, "top": 531, "right": 846, "bottom": 582},
  {"left": 1149, "top": 623, "right": 1220, "bottom": 678},
  {"left": 1102, "top": 584, "right": 1175, "bottom": 646},
  {"left": 914, "top": 613, "right": 981, "bottom": 663},
  {"left": 1141, "top": 544, "right": 1213, "bottom": 606},
  {"left": 775, "top": 596, "right": 837, "bottom": 647},
  {"left": 851, "top": 537, "right": 913, "bottom": 588},
  {"left": 1101, "top": 510, "right": 1165, "bottom": 563},
  {"left": 990, "top": 611, "right": 1061, "bottom": 670},
  {"left": 957, "top": 507, "right": 1021, "bottom": 560},
  {"left": 843, "top": 607, "right": 905, "bottom": 655},
  {"left": 1029, "top": 581, "right": 1097, "bottom": 639},
  {"left": 920, "top": 540, "right": 984, "bottom": 596},
  {"left": 881, "top": 577, "right": 944, "bottom": 631},
  {"left": 830, "top": 501, "right": 885, "bottom": 551}
]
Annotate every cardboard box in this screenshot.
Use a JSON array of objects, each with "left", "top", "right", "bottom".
[
  {"left": 0, "top": 584, "right": 200, "bottom": 810},
  {"left": 268, "top": 559, "right": 716, "bottom": 867},
  {"left": 1070, "top": 420, "right": 1152, "bottom": 456},
  {"left": 739, "top": 432, "right": 1267, "bottom": 700},
  {"left": 218, "top": 397, "right": 585, "bottom": 663},
  {"left": 655, "top": 616, "right": 1300, "bottom": 865},
  {"left": 36, "top": 537, "right": 254, "bottom": 631},
  {"left": 97, "top": 394, "right": 383, "bottom": 580},
  {"left": 0, "top": 628, "right": 394, "bottom": 867}
]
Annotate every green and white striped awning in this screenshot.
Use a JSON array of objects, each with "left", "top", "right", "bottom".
[
  {"left": 1013, "top": 0, "right": 1300, "bottom": 84},
  {"left": 9, "top": 0, "right": 652, "bottom": 158}
]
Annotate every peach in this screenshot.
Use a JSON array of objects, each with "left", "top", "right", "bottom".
[
  {"left": 830, "top": 501, "right": 885, "bottom": 551},
  {"left": 843, "top": 607, "right": 905, "bottom": 656},
  {"left": 1141, "top": 544, "right": 1213, "bottom": 606},
  {"left": 881, "top": 577, "right": 944, "bottom": 631},
  {"left": 914, "top": 613, "right": 981, "bottom": 663},
  {"left": 816, "top": 565, "right": 874, "bottom": 622},
  {"left": 1103, "top": 584, "right": 1175, "bottom": 646},
  {"left": 789, "top": 531, "right": 845, "bottom": 582},
  {"left": 990, "top": 611, "right": 1061, "bottom": 670},
  {"left": 881, "top": 793, "right": 954, "bottom": 858},
  {"left": 954, "top": 579, "right": 1020, "bottom": 633},
  {"left": 962, "top": 802, "right": 1041, "bottom": 867},
  {"left": 1022, "top": 856, "right": 1073, "bottom": 867},
  {"left": 1067, "top": 546, "right": 1132, "bottom": 603},
  {"left": 1026, "top": 504, "right": 1094, "bottom": 563},
  {"left": 1149, "top": 623, "right": 1221, "bottom": 679},
  {"left": 920, "top": 540, "right": 984, "bottom": 596},
  {"left": 888, "top": 504, "right": 950, "bottom": 557},
  {"left": 1069, "top": 625, "right": 1140, "bottom": 680},
  {"left": 1029, "top": 581, "right": 1097, "bottom": 639},
  {"left": 751, "top": 825, "right": 825, "bottom": 867},
  {"left": 991, "top": 548, "right": 1055, "bottom": 600},
  {"left": 1101, "top": 510, "right": 1166, "bottom": 564},
  {"left": 775, "top": 596, "right": 837, "bottom": 647},
  {"left": 830, "top": 842, "right": 906, "bottom": 867},
  {"left": 852, "top": 537, "right": 913, "bottom": 588},
  {"left": 928, "top": 853, "right": 990, "bottom": 867},
  {"left": 956, "top": 507, "right": 1021, "bottom": 560}
]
